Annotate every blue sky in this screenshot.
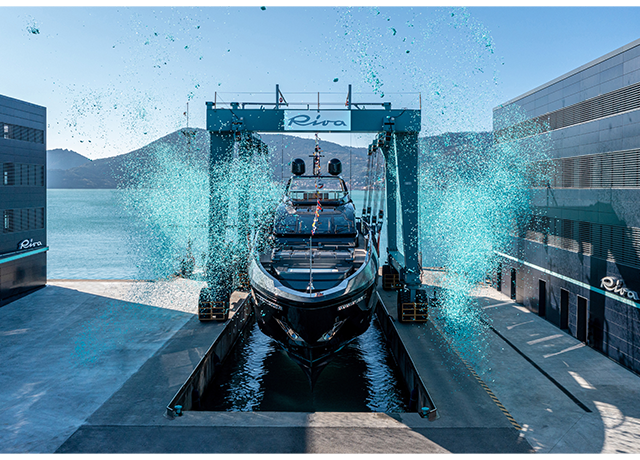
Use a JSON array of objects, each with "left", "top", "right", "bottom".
[{"left": 1, "top": 6, "right": 639, "bottom": 159}]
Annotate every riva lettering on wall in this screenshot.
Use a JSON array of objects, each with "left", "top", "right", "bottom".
[
  {"left": 18, "top": 239, "right": 42, "bottom": 250},
  {"left": 284, "top": 110, "right": 351, "bottom": 131},
  {"left": 601, "top": 276, "right": 640, "bottom": 301}
]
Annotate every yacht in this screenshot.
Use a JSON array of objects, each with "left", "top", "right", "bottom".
[{"left": 248, "top": 152, "right": 380, "bottom": 385}]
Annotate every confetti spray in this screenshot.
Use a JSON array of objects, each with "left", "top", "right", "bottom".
[
  {"left": 339, "top": 7, "right": 553, "bottom": 371},
  {"left": 118, "top": 129, "right": 283, "bottom": 291},
  {"left": 419, "top": 107, "right": 551, "bottom": 370}
]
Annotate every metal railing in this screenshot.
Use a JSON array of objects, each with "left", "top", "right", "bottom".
[{"left": 210, "top": 85, "right": 421, "bottom": 111}]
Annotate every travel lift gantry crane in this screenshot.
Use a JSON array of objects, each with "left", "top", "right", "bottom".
[{"left": 198, "top": 85, "right": 430, "bottom": 323}]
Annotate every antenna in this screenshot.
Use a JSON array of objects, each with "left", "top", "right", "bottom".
[
  {"left": 182, "top": 102, "right": 191, "bottom": 129},
  {"left": 310, "top": 134, "right": 324, "bottom": 176}
]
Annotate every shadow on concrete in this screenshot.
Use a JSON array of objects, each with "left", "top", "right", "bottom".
[
  {"left": 0, "top": 283, "right": 197, "bottom": 453},
  {"left": 475, "top": 289, "right": 640, "bottom": 453}
]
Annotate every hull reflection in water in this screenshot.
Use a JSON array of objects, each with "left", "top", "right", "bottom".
[{"left": 199, "top": 319, "right": 408, "bottom": 412}]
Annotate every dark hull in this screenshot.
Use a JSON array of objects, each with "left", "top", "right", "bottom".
[
  {"left": 250, "top": 281, "right": 377, "bottom": 384},
  {"left": 248, "top": 232, "right": 379, "bottom": 385}
]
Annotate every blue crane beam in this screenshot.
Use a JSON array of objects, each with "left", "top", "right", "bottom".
[{"left": 205, "top": 104, "right": 421, "bottom": 134}]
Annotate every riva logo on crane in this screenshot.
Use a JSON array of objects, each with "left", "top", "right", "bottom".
[
  {"left": 601, "top": 276, "right": 640, "bottom": 301},
  {"left": 284, "top": 110, "right": 351, "bottom": 131}
]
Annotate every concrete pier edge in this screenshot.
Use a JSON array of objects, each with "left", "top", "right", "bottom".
[
  {"left": 375, "top": 291, "right": 438, "bottom": 420},
  {"left": 165, "top": 294, "right": 253, "bottom": 418}
]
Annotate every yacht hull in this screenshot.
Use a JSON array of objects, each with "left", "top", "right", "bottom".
[
  {"left": 251, "top": 282, "right": 377, "bottom": 380},
  {"left": 248, "top": 237, "right": 379, "bottom": 385}
]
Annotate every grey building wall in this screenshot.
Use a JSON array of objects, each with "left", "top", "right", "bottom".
[
  {"left": 0, "top": 94, "right": 47, "bottom": 306},
  {"left": 493, "top": 38, "right": 640, "bottom": 374}
]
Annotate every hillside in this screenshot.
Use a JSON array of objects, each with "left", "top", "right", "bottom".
[
  {"left": 47, "top": 149, "right": 93, "bottom": 188},
  {"left": 260, "top": 134, "right": 370, "bottom": 187},
  {"left": 46, "top": 129, "right": 492, "bottom": 189},
  {"left": 47, "top": 149, "right": 91, "bottom": 170},
  {"left": 46, "top": 130, "right": 371, "bottom": 189}
]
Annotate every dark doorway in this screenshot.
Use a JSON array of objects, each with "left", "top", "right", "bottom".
[
  {"left": 496, "top": 263, "right": 502, "bottom": 292},
  {"left": 510, "top": 268, "right": 516, "bottom": 300},
  {"left": 538, "top": 279, "right": 547, "bottom": 317},
  {"left": 560, "top": 288, "right": 569, "bottom": 330},
  {"left": 577, "top": 296, "right": 588, "bottom": 343}
]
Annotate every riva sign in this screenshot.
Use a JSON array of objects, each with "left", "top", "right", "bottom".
[
  {"left": 601, "top": 276, "right": 640, "bottom": 301},
  {"left": 284, "top": 110, "right": 351, "bottom": 131},
  {"left": 18, "top": 238, "right": 43, "bottom": 250}
]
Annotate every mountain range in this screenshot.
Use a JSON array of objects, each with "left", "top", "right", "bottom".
[
  {"left": 47, "top": 148, "right": 92, "bottom": 170},
  {"left": 46, "top": 129, "right": 492, "bottom": 189}
]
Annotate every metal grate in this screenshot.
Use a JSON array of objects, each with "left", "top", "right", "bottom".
[
  {"left": 496, "top": 81, "right": 640, "bottom": 143},
  {"left": 400, "top": 302, "right": 429, "bottom": 322},
  {"left": 529, "top": 148, "right": 640, "bottom": 189},
  {"left": 522, "top": 216, "right": 640, "bottom": 269},
  {"left": 383, "top": 273, "right": 402, "bottom": 290},
  {"left": 198, "top": 300, "right": 228, "bottom": 321}
]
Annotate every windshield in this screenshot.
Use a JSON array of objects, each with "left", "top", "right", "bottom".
[
  {"left": 289, "top": 176, "right": 345, "bottom": 191},
  {"left": 287, "top": 176, "right": 347, "bottom": 201}
]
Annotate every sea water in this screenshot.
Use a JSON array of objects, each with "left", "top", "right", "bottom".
[
  {"left": 46, "top": 188, "right": 391, "bottom": 280},
  {"left": 47, "top": 189, "right": 147, "bottom": 279}
]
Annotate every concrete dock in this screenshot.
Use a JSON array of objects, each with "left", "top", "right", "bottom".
[{"left": 0, "top": 277, "right": 639, "bottom": 453}]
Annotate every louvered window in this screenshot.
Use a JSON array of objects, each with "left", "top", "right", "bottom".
[
  {"left": 524, "top": 215, "right": 550, "bottom": 245},
  {"left": 522, "top": 217, "right": 640, "bottom": 269},
  {"left": 1, "top": 207, "right": 45, "bottom": 233},
  {"left": 36, "top": 207, "right": 44, "bottom": 228},
  {"left": 561, "top": 219, "right": 578, "bottom": 252},
  {"left": 2, "top": 163, "right": 45, "bottom": 187},
  {"left": 529, "top": 149, "right": 640, "bottom": 189},
  {"left": 496, "top": 81, "right": 640, "bottom": 143},
  {"left": 3, "top": 210, "right": 13, "bottom": 233},
  {"left": 3, "top": 163, "right": 15, "bottom": 186},
  {"left": 578, "top": 221, "right": 592, "bottom": 255},
  {"left": 0, "top": 122, "right": 44, "bottom": 144}
]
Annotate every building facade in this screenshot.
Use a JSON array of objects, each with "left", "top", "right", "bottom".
[
  {"left": 0, "top": 94, "right": 47, "bottom": 306},
  {"left": 493, "top": 39, "right": 640, "bottom": 374}
]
